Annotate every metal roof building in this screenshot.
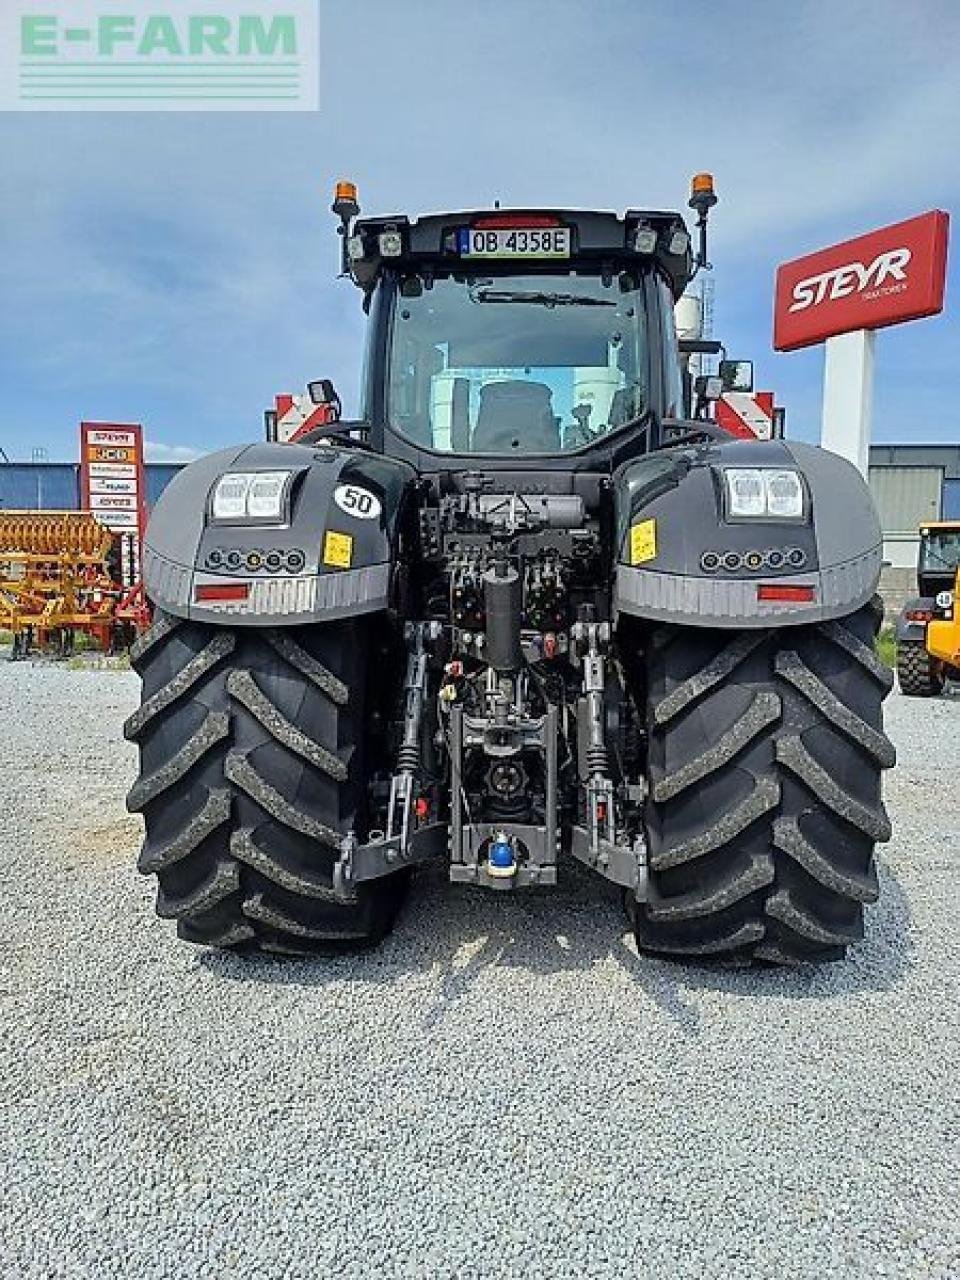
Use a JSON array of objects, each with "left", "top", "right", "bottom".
[
  {"left": 0, "top": 463, "right": 80, "bottom": 512},
  {"left": 0, "top": 463, "right": 184, "bottom": 514},
  {"left": 868, "top": 444, "right": 960, "bottom": 568}
]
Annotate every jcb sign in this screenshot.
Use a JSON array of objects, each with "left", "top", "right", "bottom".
[
  {"left": 774, "top": 211, "right": 949, "bottom": 351},
  {"left": 88, "top": 445, "right": 137, "bottom": 463}
]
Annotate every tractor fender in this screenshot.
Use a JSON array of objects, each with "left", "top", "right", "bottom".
[
  {"left": 613, "top": 438, "right": 882, "bottom": 628},
  {"left": 895, "top": 598, "right": 934, "bottom": 644},
  {"left": 143, "top": 441, "right": 416, "bottom": 625}
]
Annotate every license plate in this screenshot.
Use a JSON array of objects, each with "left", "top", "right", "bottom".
[{"left": 458, "top": 227, "right": 570, "bottom": 258}]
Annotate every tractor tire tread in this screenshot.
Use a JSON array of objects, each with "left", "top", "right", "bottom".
[
  {"left": 646, "top": 850, "right": 775, "bottom": 921},
  {"left": 226, "top": 669, "right": 347, "bottom": 781},
  {"left": 652, "top": 690, "right": 781, "bottom": 801},
  {"left": 124, "top": 632, "right": 235, "bottom": 740},
  {"left": 224, "top": 750, "right": 342, "bottom": 847},
  {"left": 897, "top": 640, "right": 944, "bottom": 697},
  {"left": 635, "top": 599, "right": 893, "bottom": 965},
  {"left": 130, "top": 611, "right": 182, "bottom": 669},
  {"left": 126, "top": 711, "right": 230, "bottom": 812},
  {"left": 266, "top": 631, "right": 349, "bottom": 705},
  {"left": 137, "top": 788, "right": 232, "bottom": 875},
  {"left": 127, "top": 611, "right": 406, "bottom": 954}
]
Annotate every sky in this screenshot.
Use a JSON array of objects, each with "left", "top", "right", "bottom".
[{"left": 0, "top": 0, "right": 958, "bottom": 463}]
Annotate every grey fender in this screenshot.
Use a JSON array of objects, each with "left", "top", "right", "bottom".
[
  {"left": 895, "top": 598, "right": 934, "bottom": 644},
  {"left": 613, "top": 438, "right": 882, "bottom": 628},
  {"left": 143, "top": 440, "right": 416, "bottom": 626}
]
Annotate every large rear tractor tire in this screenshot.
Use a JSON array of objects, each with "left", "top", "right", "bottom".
[
  {"left": 124, "top": 611, "right": 408, "bottom": 955},
  {"left": 634, "top": 599, "right": 895, "bottom": 965},
  {"left": 896, "top": 639, "right": 945, "bottom": 697}
]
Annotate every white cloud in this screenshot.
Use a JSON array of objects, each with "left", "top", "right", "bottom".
[{"left": 145, "top": 441, "right": 200, "bottom": 463}]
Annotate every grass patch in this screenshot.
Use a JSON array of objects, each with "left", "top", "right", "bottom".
[
  {"left": 65, "top": 652, "right": 131, "bottom": 671},
  {"left": 876, "top": 625, "right": 896, "bottom": 668}
]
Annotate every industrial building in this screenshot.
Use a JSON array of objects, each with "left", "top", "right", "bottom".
[
  {"left": 868, "top": 444, "right": 960, "bottom": 614},
  {"left": 867, "top": 444, "right": 960, "bottom": 565},
  {"left": 0, "top": 462, "right": 181, "bottom": 514}
]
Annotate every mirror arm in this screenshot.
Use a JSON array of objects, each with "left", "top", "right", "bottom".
[{"left": 659, "top": 418, "right": 731, "bottom": 448}]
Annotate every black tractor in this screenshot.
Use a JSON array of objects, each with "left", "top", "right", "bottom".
[{"left": 125, "top": 176, "right": 895, "bottom": 965}]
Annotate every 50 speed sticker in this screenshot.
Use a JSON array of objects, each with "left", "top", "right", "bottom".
[{"left": 334, "top": 483, "right": 381, "bottom": 521}]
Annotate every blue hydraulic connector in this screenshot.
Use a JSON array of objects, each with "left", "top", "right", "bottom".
[{"left": 488, "top": 832, "right": 516, "bottom": 879}]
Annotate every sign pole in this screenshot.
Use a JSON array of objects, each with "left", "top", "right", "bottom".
[{"left": 820, "top": 329, "right": 874, "bottom": 477}]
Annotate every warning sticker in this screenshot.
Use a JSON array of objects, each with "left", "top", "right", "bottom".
[
  {"left": 630, "top": 519, "right": 657, "bottom": 566},
  {"left": 323, "top": 530, "right": 354, "bottom": 569}
]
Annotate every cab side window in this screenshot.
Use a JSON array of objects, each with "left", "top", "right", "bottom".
[{"left": 658, "top": 279, "right": 684, "bottom": 419}]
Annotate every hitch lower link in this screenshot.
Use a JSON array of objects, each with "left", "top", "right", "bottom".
[
  {"left": 569, "top": 621, "right": 648, "bottom": 902},
  {"left": 334, "top": 621, "right": 446, "bottom": 897}
]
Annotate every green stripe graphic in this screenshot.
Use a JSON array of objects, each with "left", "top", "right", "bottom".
[
  {"left": 21, "top": 94, "right": 300, "bottom": 99},
  {"left": 16, "top": 52, "right": 310, "bottom": 103},
  {"left": 21, "top": 77, "right": 299, "bottom": 82},
  {"left": 20, "top": 60, "right": 301, "bottom": 66}
]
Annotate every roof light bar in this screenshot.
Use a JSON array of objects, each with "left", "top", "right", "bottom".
[{"left": 472, "top": 214, "right": 560, "bottom": 229}]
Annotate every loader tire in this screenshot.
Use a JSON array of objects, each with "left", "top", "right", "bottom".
[
  {"left": 124, "top": 611, "right": 408, "bottom": 954},
  {"left": 634, "top": 598, "right": 895, "bottom": 966},
  {"left": 896, "top": 640, "right": 944, "bottom": 697}
]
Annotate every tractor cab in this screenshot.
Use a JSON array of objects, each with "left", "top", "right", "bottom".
[
  {"left": 325, "top": 181, "right": 713, "bottom": 471},
  {"left": 918, "top": 521, "right": 960, "bottom": 597}
]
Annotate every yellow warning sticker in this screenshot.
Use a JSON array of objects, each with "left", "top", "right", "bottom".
[
  {"left": 323, "top": 530, "right": 354, "bottom": 569},
  {"left": 630, "top": 519, "right": 657, "bottom": 566}
]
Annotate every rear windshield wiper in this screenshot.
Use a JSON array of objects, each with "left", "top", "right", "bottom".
[{"left": 471, "top": 289, "right": 615, "bottom": 308}]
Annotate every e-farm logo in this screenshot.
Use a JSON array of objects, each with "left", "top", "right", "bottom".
[{"left": 0, "top": 2, "right": 319, "bottom": 111}]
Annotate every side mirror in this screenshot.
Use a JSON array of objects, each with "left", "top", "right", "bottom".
[
  {"left": 694, "top": 374, "right": 723, "bottom": 402},
  {"left": 719, "top": 359, "right": 754, "bottom": 392},
  {"left": 307, "top": 379, "right": 342, "bottom": 420},
  {"left": 308, "top": 378, "right": 337, "bottom": 406}
]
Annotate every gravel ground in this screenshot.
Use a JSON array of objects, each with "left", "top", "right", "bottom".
[{"left": 0, "top": 660, "right": 958, "bottom": 1280}]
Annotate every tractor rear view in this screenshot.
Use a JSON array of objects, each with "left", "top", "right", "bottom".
[
  {"left": 125, "top": 175, "right": 896, "bottom": 966},
  {"left": 896, "top": 522, "right": 960, "bottom": 695}
]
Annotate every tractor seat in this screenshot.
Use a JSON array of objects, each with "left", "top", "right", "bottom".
[{"left": 472, "top": 380, "right": 560, "bottom": 453}]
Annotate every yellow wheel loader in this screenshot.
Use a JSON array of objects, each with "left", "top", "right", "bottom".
[{"left": 896, "top": 522, "right": 960, "bottom": 696}]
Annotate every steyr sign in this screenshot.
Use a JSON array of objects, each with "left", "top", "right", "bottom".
[{"left": 774, "top": 211, "right": 949, "bottom": 352}]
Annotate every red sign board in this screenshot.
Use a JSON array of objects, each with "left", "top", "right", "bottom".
[
  {"left": 773, "top": 211, "right": 949, "bottom": 351},
  {"left": 80, "top": 422, "right": 147, "bottom": 586}
]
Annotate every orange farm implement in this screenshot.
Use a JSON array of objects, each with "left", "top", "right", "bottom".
[{"left": 0, "top": 511, "right": 150, "bottom": 659}]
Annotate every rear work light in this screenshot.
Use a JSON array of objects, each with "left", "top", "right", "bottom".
[
  {"left": 756, "top": 584, "right": 816, "bottom": 603},
  {"left": 195, "top": 583, "right": 250, "bottom": 603},
  {"left": 472, "top": 214, "right": 560, "bottom": 229},
  {"left": 632, "top": 224, "right": 658, "bottom": 254}
]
